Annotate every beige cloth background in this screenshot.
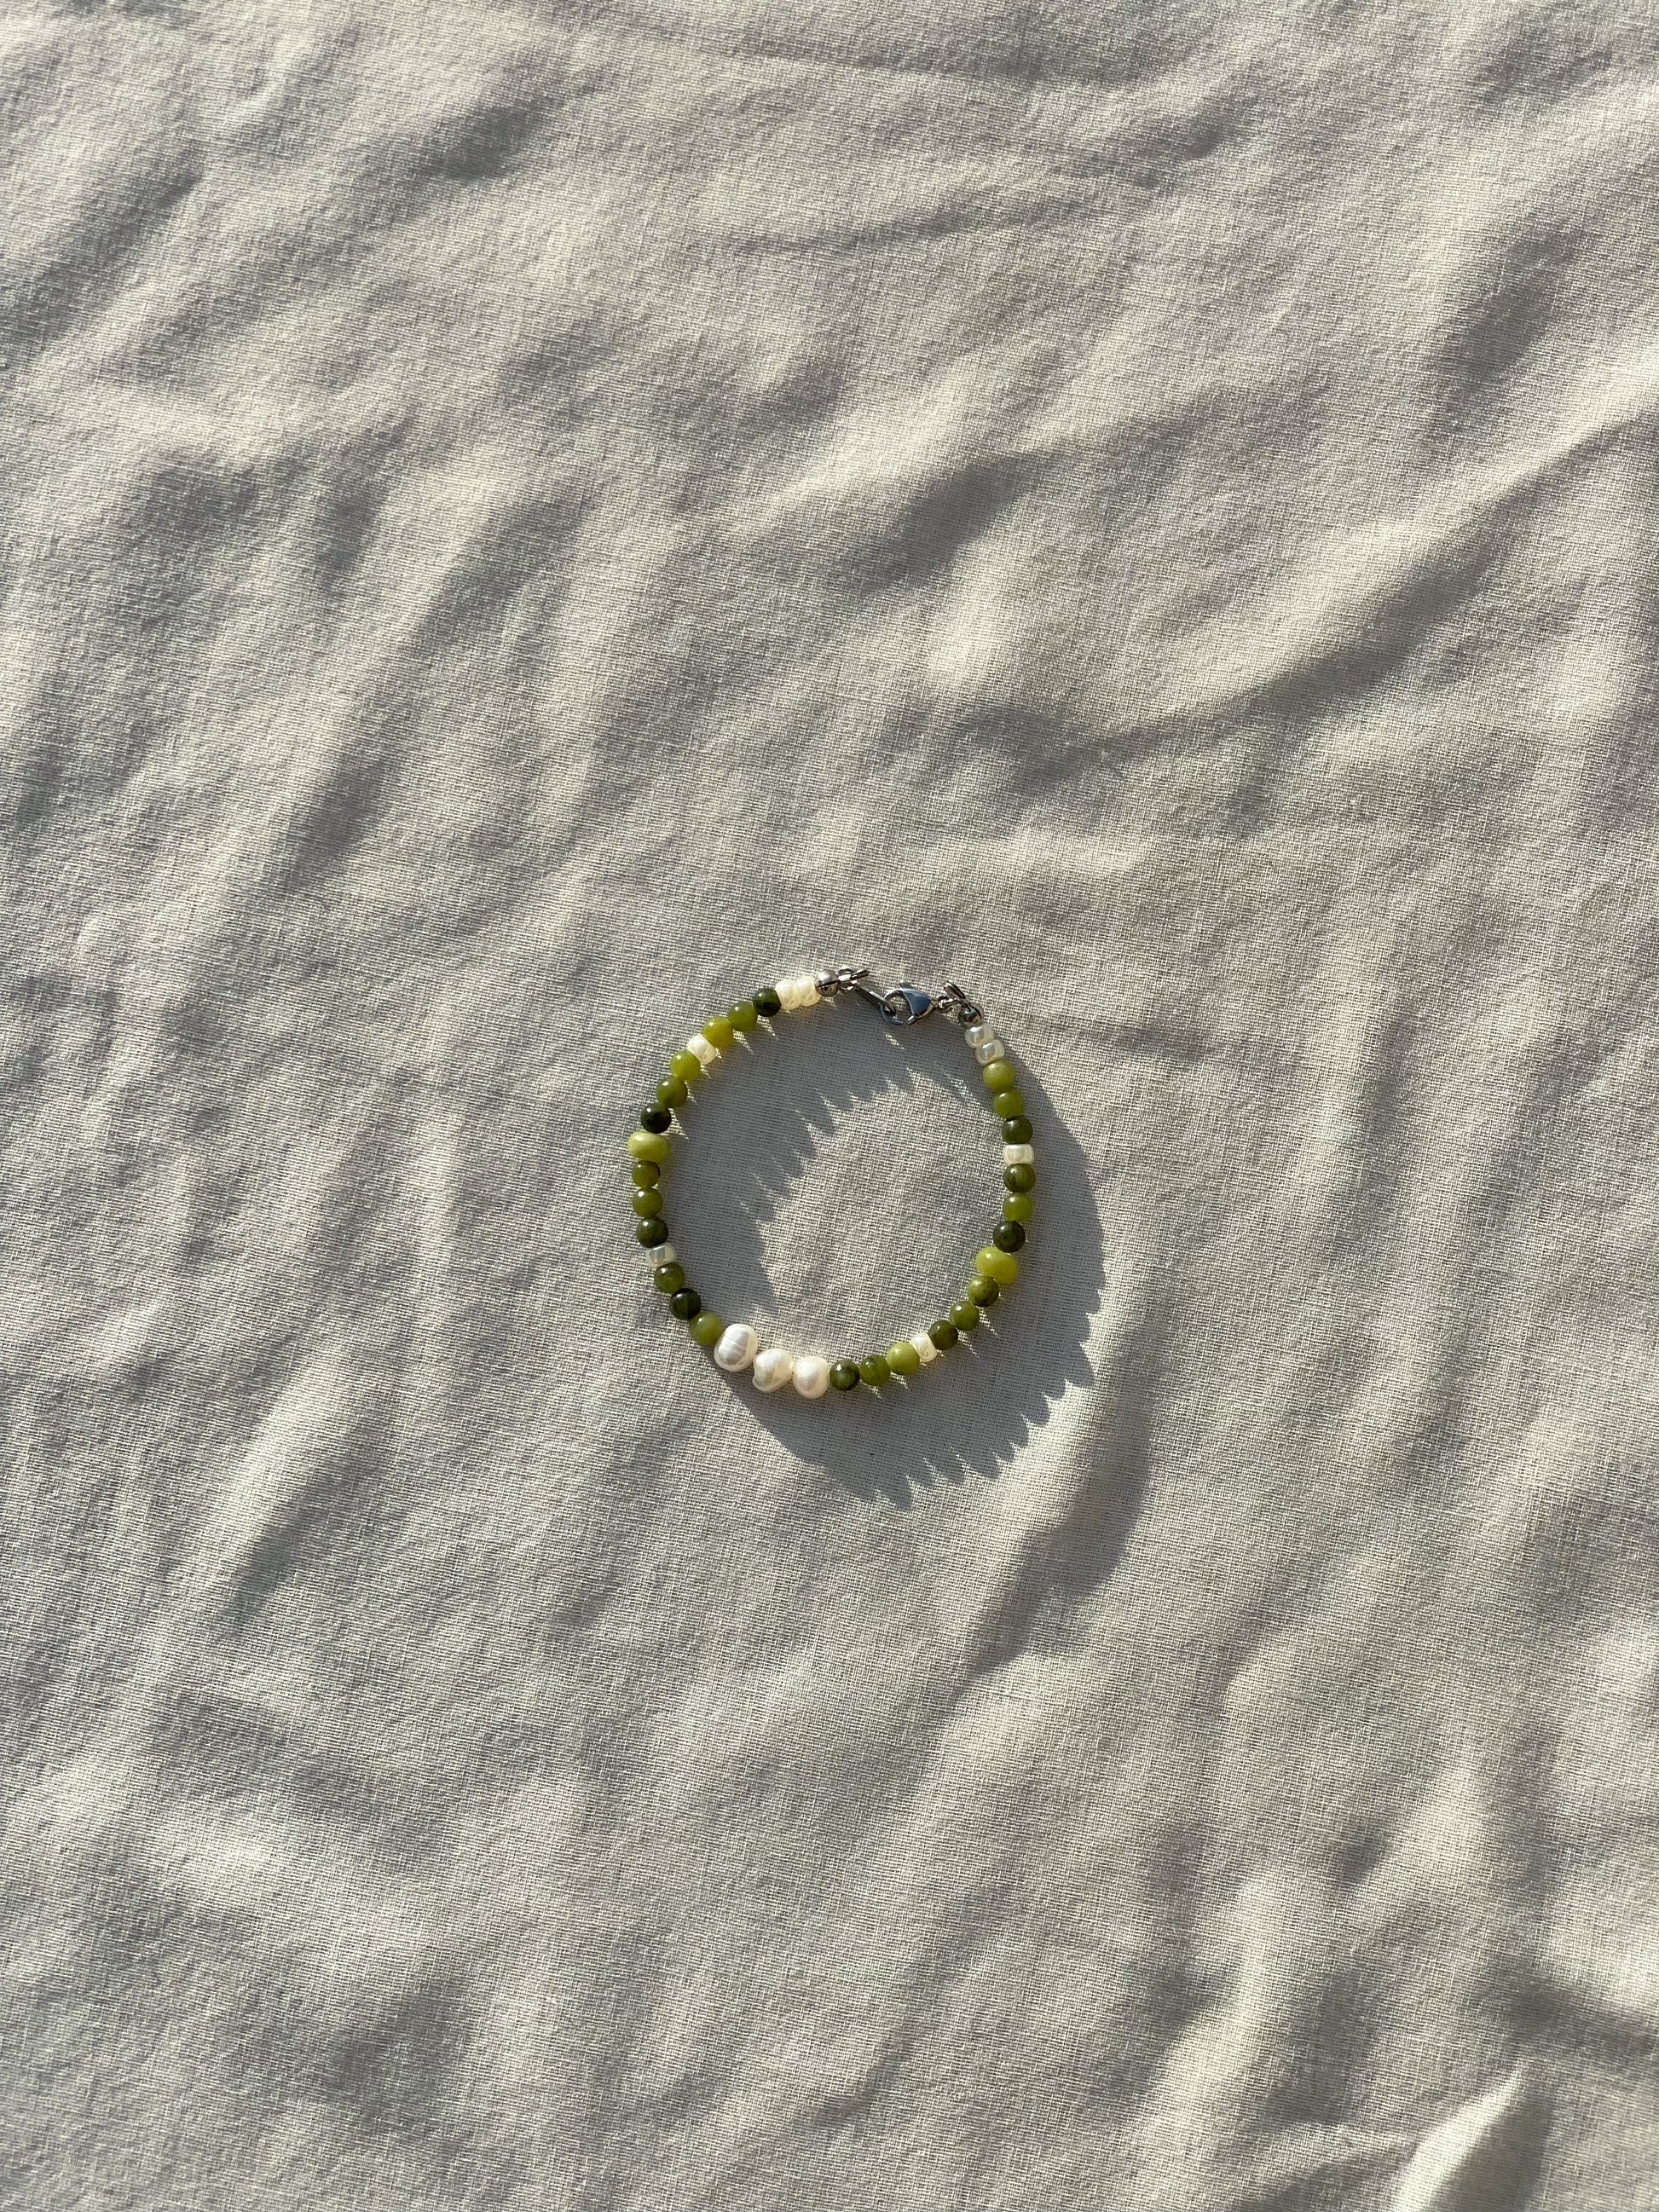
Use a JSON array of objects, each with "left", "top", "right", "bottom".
[{"left": 7, "top": 3, "right": 1659, "bottom": 2206}]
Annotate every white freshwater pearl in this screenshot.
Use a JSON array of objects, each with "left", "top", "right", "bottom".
[
  {"left": 713, "top": 1322, "right": 759, "bottom": 1372},
  {"left": 910, "top": 1331, "right": 938, "bottom": 1366},
  {"left": 964, "top": 1022, "right": 992, "bottom": 1047},
  {"left": 653, "top": 1244, "right": 676, "bottom": 1265},
  {"left": 795, "top": 973, "right": 821, "bottom": 1005},
  {"left": 752, "top": 1347, "right": 794, "bottom": 1392},
  {"left": 1003, "top": 1142, "right": 1034, "bottom": 1165},
  {"left": 974, "top": 1037, "right": 1007, "bottom": 1066},
  {"left": 688, "top": 1032, "right": 720, "bottom": 1066},
  {"left": 774, "top": 977, "right": 800, "bottom": 1011},
  {"left": 792, "top": 1354, "right": 830, "bottom": 1398}
]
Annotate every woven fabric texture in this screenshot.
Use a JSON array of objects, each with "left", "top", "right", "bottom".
[{"left": 7, "top": 3, "right": 1659, "bottom": 2206}]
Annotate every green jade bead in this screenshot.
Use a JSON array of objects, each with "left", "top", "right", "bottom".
[
  {"left": 993, "top": 1219, "right": 1026, "bottom": 1252},
  {"left": 887, "top": 1340, "right": 922, "bottom": 1377},
  {"left": 628, "top": 1129, "right": 669, "bottom": 1164},
  {"left": 640, "top": 1103, "right": 672, "bottom": 1134},
  {"left": 949, "top": 1300, "right": 981, "bottom": 1331},
  {"left": 727, "top": 1001, "right": 759, "bottom": 1033},
  {"left": 653, "top": 1262, "right": 686, "bottom": 1294},
  {"left": 691, "top": 1310, "right": 725, "bottom": 1348},
  {"left": 669, "top": 1288, "right": 702, "bottom": 1320},
  {"left": 928, "top": 1320, "right": 959, "bottom": 1350},
  {"left": 702, "top": 1014, "right": 736, "bottom": 1050},
  {"left": 1000, "top": 1114, "right": 1033, "bottom": 1145},
  {"left": 858, "top": 1354, "right": 892, "bottom": 1389},
  {"left": 632, "top": 1162, "right": 661, "bottom": 1189},
  {"left": 977, "top": 1245, "right": 1019, "bottom": 1285},
  {"left": 980, "top": 1060, "right": 1017, "bottom": 1095},
  {"left": 754, "top": 987, "right": 783, "bottom": 1018},
  {"left": 656, "top": 1076, "right": 690, "bottom": 1110},
  {"left": 967, "top": 1274, "right": 1000, "bottom": 1306},
  {"left": 829, "top": 1360, "right": 860, "bottom": 1391},
  {"left": 631, "top": 1189, "right": 663, "bottom": 1218},
  {"left": 636, "top": 1217, "right": 669, "bottom": 1247},
  {"left": 986, "top": 1086, "right": 1024, "bottom": 1119},
  {"left": 1004, "top": 1162, "right": 1036, "bottom": 1193},
  {"left": 669, "top": 1049, "right": 702, "bottom": 1084},
  {"left": 1003, "top": 1193, "right": 1033, "bottom": 1224}
]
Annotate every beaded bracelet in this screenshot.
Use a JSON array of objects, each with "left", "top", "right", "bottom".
[{"left": 627, "top": 965, "right": 1034, "bottom": 1397}]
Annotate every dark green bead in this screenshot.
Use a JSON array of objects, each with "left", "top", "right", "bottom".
[
  {"left": 993, "top": 1219, "right": 1026, "bottom": 1252},
  {"left": 754, "top": 986, "right": 783, "bottom": 1018},
  {"left": 949, "top": 1300, "right": 981, "bottom": 1331},
  {"left": 640, "top": 1103, "right": 672, "bottom": 1134},
  {"left": 653, "top": 1262, "right": 686, "bottom": 1294},
  {"left": 669, "top": 1287, "right": 702, "bottom": 1320},
  {"left": 858, "top": 1354, "right": 891, "bottom": 1389},
  {"left": 728, "top": 1001, "right": 759, "bottom": 1032},
  {"left": 636, "top": 1217, "right": 669, "bottom": 1247},
  {"left": 968, "top": 1274, "right": 1000, "bottom": 1306},
  {"left": 1003, "top": 1193, "right": 1033, "bottom": 1225},
  {"left": 632, "top": 1161, "right": 661, "bottom": 1190},
  {"left": 829, "top": 1360, "right": 860, "bottom": 1391},
  {"left": 928, "top": 1320, "right": 959, "bottom": 1351},
  {"left": 631, "top": 1188, "right": 663, "bottom": 1218},
  {"left": 1000, "top": 1114, "right": 1033, "bottom": 1144},
  {"left": 1004, "top": 1162, "right": 1036, "bottom": 1193},
  {"left": 656, "top": 1076, "right": 689, "bottom": 1110},
  {"left": 987, "top": 1086, "right": 1024, "bottom": 1119}
]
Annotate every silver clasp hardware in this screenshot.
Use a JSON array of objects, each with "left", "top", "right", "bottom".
[{"left": 812, "top": 967, "right": 983, "bottom": 1027}]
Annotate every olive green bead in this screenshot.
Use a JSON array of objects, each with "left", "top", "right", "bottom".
[
  {"left": 639, "top": 1103, "right": 672, "bottom": 1134},
  {"left": 1003, "top": 1193, "right": 1033, "bottom": 1224},
  {"left": 949, "top": 1300, "right": 981, "bottom": 1331},
  {"left": 653, "top": 1262, "right": 686, "bottom": 1294},
  {"left": 1004, "top": 1162, "right": 1036, "bottom": 1193},
  {"left": 636, "top": 1217, "right": 669, "bottom": 1247},
  {"left": 858, "top": 1354, "right": 892, "bottom": 1389},
  {"left": 1000, "top": 1114, "right": 1033, "bottom": 1144},
  {"left": 728, "top": 1001, "right": 759, "bottom": 1032},
  {"left": 669, "top": 1049, "right": 702, "bottom": 1084},
  {"left": 628, "top": 1129, "right": 670, "bottom": 1164},
  {"left": 978, "top": 1245, "right": 1019, "bottom": 1285},
  {"left": 632, "top": 1161, "right": 661, "bottom": 1189},
  {"left": 980, "top": 1060, "right": 1017, "bottom": 1095},
  {"left": 656, "top": 1076, "right": 689, "bottom": 1110},
  {"left": 829, "top": 1360, "right": 860, "bottom": 1391},
  {"left": 994, "top": 1219, "right": 1026, "bottom": 1252},
  {"left": 887, "top": 1340, "right": 922, "bottom": 1377},
  {"left": 702, "top": 1014, "right": 736, "bottom": 1050},
  {"left": 754, "top": 986, "right": 783, "bottom": 1018},
  {"left": 690, "top": 1309, "right": 724, "bottom": 1347},
  {"left": 967, "top": 1274, "right": 1000, "bottom": 1306},
  {"left": 987, "top": 1086, "right": 1024, "bottom": 1120},
  {"left": 928, "top": 1320, "right": 959, "bottom": 1351},
  {"left": 669, "top": 1287, "right": 702, "bottom": 1320},
  {"left": 631, "top": 1188, "right": 663, "bottom": 1218}
]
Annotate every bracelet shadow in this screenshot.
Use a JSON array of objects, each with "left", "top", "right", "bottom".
[{"left": 662, "top": 1002, "right": 1107, "bottom": 1508}]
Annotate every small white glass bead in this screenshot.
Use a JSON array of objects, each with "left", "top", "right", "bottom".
[
  {"left": 654, "top": 1244, "right": 676, "bottom": 1265},
  {"left": 964, "top": 1022, "right": 992, "bottom": 1047},
  {"left": 974, "top": 1038, "right": 1006, "bottom": 1066},
  {"left": 910, "top": 1331, "right": 938, "bottom": 1366},
  {"left": 792, "top": 1354, "right": 830, "bottom": 1398},
  {"left": 688, "top": 1032, "right": 720, "bottom": 1065},
  {"left": 713, "top": 1322, "right": 758, "bottom": 1372},
  {"left": 752, "top": 1347, "right": 794, "bottom": 1392},
  {"left": 1003, "top": 1142, "right": 1034, "bottom": 1165}
]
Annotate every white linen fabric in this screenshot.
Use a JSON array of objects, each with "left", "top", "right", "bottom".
[{"left": 6, "top": 3, "right": 1659, "bottom": 2206}]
